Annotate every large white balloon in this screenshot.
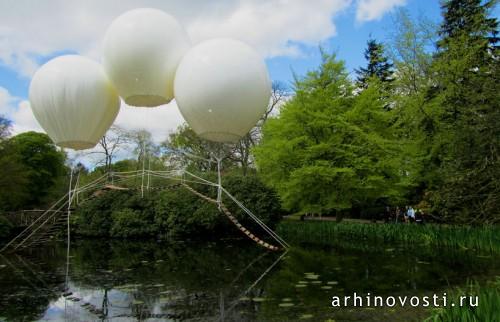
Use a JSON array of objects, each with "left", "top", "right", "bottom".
[
  {"left": 103, "top": 8, "right": 190, "bottom": 107},
  {"left": 174, "top": 38, "right": 271, "bottom": 143},
  {"left": 29, "top": 55, "right": 120, "bottom": 150}
]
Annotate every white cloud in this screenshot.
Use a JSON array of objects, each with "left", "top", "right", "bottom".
[
  {"left": 356, "top": 0, "right": 406, "bottom": 22},
  {"left": 10, "top": 100, "right": 44, "bottom": 134},
  {"left": 187, "top": 0, "right": 352, "bottom": 57},
  {"left": 0, "top": 86, "right": 43, "bottom": 134},
  {"left": 0, "top": 0, "right": 351, "bottom": 77},
  {"left": 0, "top": 87, "right": 11, "bottom": 108}
]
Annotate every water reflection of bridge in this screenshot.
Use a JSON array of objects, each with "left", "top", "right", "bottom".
[{"left": 0, "top": 241, "right": 287, "bottom": 321}]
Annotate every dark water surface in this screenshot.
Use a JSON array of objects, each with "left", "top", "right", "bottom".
[{"left": 0, "top": 239, "right": 498, "bottom": 321}]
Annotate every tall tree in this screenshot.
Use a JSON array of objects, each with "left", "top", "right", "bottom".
[
  {"left": 388, "top": 9, "right": 436, "bottom": 95},
  {"left": 429, "top": 0, "right": 499, "bottom": 223},
  {"left": 254, "top": 53, "right": 410, "bottom": 216},
  {"left": 438, "top": 0, "right": 499, "bottom": 47},
  {"left": 356, "top": 38, "right": 394, "bottom": 88},
  {"left": 87, "top": 125, "right": 131, "bottom": 174},
  {"left": 387, "top": 10, "right": 438, "bottom": 205},
  {"left": 131, "top": 129, "right": 157, "bottom": 169}
]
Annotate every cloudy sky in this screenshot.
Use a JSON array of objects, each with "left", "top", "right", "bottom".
[{"left": 0, "top": 0, "right": 445, "bottom": 146}]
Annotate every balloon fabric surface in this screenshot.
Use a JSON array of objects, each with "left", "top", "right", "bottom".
[
  {"left": 28, "top": 55, "right": 120, "bottom": 150},
  {"left": 103, "top": 8, "right": 191, "bottom": 107},
  {"left": 174, "top": 38, "right": 271, "bottom": 143}
]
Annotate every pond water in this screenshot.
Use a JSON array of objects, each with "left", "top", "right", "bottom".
[{"left": 0, "top": 238, "right": 498, "bottom": 321}]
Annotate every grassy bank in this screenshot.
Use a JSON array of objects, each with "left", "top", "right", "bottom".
[{"left": 276, "top": 221, "right": 500, "bottom": 254}]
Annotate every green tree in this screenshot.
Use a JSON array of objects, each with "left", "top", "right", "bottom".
[
  {"left": 254, "top": 53, "right": 411, "bottom": 216},
  {"left": 9, "top": 131, "right": 67, "bottom": 208},
  {"left": 387, "top": 10, "right": 438, "bottom": 203},
  {"left": 388, "top": 8, "right": 436, "bottom": 95},
  {"left": 428, "top": 0, "right": 499, "bottom": 223},
  {"left": 356, "top": 38, "right": 394, "bottom": 88}
]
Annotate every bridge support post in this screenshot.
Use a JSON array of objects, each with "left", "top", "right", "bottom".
[{"left": 65, "top": 167, "right": 73, "bottom": 290}]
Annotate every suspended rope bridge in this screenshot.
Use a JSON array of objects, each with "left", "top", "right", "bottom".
[{"left": 0, "top": 163, "right": 289, "bottom": 253}]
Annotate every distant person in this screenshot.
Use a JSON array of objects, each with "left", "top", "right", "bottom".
[{"left": 407, "top": 206, "right": 415, "bottom": 223}]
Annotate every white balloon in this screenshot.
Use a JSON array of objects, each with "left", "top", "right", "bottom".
[
  {"left": 174, "top": 38, "right": 271, "bottom": 143},
  {"left": 29, "top": 55, "right": 120, "bottom": 150},
  {"left": 103, "top": 8, "right": 190, "bottom": 107}
]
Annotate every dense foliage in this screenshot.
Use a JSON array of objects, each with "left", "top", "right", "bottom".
[
  {"left": 72, "top": 172, "right": 283, "bottom": 239},
  {"left": 0, "top": 127, "right": 67, "bottom": 211}
]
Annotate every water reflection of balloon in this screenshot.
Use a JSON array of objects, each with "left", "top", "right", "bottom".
[
  {"left": 102, "top": 8, "right": 190, "bottom": 107},
  {"left": 174, "top": 38, "right": 271, "bottom": 143},
  {"left": 29, "top": 55, "right": 120, "bottom": 150}
]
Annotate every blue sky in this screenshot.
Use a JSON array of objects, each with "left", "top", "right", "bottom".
[
  {"left": 267, "top": 0, "right": 442, "bottom": 86},
  {"left": 0, "top": 0, "right": 497, "bottom": 145}
]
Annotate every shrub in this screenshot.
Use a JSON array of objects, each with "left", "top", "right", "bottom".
[
  {"left": 74, "top": 173, "right": 284, "bottom": 240},
  {"left": 110, "top": 208, "right": 156, "bottom": 238},
  {"left": 73, "top": 190, "right": 156, "bottom": 237},
  {"left": 154, "top": 186, "right": 225, "bottom": 238}
]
